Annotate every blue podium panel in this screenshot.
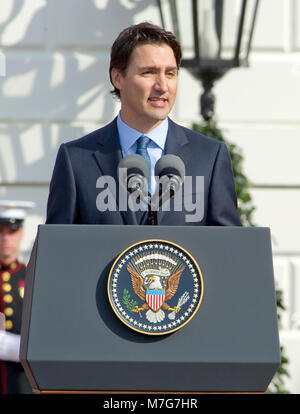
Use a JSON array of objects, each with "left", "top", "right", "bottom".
[{"left": 20, "top": 225, "right": 280, "bottom": 392}]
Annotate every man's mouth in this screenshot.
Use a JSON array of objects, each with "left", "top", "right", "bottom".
[{"left": 148, "top": 96, "right": 168, "bottom": 106}]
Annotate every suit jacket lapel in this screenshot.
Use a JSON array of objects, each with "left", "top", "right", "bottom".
[
  {"left": 157, "top": 119, "right": 191, "bottom": 225},
  {"left": 92, "top": 118, "right": 138, "bottom": 225},
  {"left": 164, "top": 119, "right": 191, "bottom": 165}
]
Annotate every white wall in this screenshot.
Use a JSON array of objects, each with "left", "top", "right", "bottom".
[{"left": 0, "top": 0, "right": 299, "bottom": 393}]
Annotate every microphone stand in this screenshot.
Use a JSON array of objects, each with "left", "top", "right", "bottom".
[
  {"left": 129, "top": 187, "right": 157, "bottom": 225},
  {"left": 127, "top": 176, "right": 177, "bottom": 226},
  {"left": 147, "top": 196, "right": 158, "bottom": 226},
  {"left": 147, "top": 184, "right": 176, "bottom": 226}
]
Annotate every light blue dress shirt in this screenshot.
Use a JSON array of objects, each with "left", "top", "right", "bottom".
[{"left": 117, "top": 112, "right": 168, "bottom": 194}]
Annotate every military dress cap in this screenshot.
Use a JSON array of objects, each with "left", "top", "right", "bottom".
[{"left": 0, "top": 200, "right": 35, "bottom": 230}]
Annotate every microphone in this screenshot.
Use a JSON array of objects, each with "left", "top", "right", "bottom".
[
  {"left": 117, "top": 154, "right": 185, "bottom": 225},
  {"left": 153, "top": 154, "right": 185, "bottom": 209},
  {"left": 118, "top": 154, "right": 150, "bottom": 205}
]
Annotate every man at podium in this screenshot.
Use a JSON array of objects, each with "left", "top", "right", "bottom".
[
  {"left": 22, "top": 26, "right": 281, "bottom": 397},
  {"left": 46, "top": 22, "right": 241, "bottom": 227}
]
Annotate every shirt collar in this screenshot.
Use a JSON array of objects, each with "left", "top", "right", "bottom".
[{"left": 117, "top": 112, "right": 168, "bottom": 152}]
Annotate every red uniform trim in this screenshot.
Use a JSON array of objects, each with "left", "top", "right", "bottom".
[
  {"left": 0, "top": 259, "right": 25, "bottom": 394},
  {"left": 0, "top": 260, "right": 24, "bottom": 275},
  {"left": 0, "top": 362, "right": 7, "bottom": 394},
  {"left": 0, "top": 271, "right": 7, "bottom": 394}
]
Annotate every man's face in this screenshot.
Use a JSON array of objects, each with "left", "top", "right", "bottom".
[
  {"left": 0, "top": 225, "right": 23, "bottom": 264},
  {"left": 111, "top": 43, "right": 178, "bottom": 132}
]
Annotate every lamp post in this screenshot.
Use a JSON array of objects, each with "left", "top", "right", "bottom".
[{"left": 157, "top": 0, "right": 260, "bottom": 121}]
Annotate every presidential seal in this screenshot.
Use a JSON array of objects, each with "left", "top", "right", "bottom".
[{"left": 107, "top": 240, "right": 203, "bottom": 335}]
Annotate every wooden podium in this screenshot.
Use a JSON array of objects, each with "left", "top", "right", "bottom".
[{"left": 20, "top": 225, "right": 280, "bottom": 393}]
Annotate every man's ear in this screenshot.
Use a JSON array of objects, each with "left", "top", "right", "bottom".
[{"left": 110, "top": 68, "right": 124, "bottom": 91}]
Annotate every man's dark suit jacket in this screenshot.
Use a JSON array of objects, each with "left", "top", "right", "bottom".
[{"left": 46, "top": 117, "right": 242, "bottom": 226}]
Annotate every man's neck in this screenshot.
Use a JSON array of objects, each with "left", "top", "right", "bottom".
[{"left": 119, "top": 111, "right": 166, "bottom": 134}]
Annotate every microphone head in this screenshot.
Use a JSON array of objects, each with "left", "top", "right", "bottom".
[
  {"left": 155, "top": 154, "right": 185, "bottom": 181},
  {"left": 118, "top": 154, "right": 149, "bottom": 178},
  {"left": 118, "top": 154, "right": 149, "bottom": 191}
]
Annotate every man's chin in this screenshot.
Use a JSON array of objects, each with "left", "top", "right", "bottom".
[
  {"left": 0, "top": 252, "right": 14, "bottom": 262},
  {"left": 146, "top": 109, "right": 170, "bottom": 123}
]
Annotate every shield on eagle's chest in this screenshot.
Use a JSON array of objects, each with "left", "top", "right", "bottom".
[{"left": 146, "top": 289, "right": 165, "bottom": 311}]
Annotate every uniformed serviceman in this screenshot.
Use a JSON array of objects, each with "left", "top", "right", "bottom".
[{"left": 0, "top": 200, "right": 35, "bottom": 394}]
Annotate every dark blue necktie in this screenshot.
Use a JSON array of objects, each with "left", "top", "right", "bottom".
[{"left": 136, "top": 135, "right": 151, "bottom": 195}]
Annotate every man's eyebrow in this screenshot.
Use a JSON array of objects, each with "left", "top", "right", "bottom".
[{"left": 138, "top": 65, "right": 178, "bottom": 71}]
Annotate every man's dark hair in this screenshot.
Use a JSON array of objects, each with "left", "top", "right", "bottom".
[{"left": 109, "top": 22, "right": 182, "bottom": 99}]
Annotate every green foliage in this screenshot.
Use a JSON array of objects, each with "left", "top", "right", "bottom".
[
  {"left": 192, "top": 119, "right": 254, "bottom": 226},
  {"left": 123, "top": 289, "right": 138, "bottom": 312},
  {"left": 192, "top": 119, "right": 290, "bottom": 394}
]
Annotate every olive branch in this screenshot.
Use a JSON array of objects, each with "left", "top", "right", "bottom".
[{"left": 122, "top": 289, "right": 141, "bottom": 317}]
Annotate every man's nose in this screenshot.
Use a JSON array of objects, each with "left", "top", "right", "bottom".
[{"left": 154, "top": 75, "right": 168, "bottom": 92}]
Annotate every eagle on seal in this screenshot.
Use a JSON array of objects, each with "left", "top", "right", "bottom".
[{"left": 127, "top": 266, "right": 184, "bottom": 323}]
